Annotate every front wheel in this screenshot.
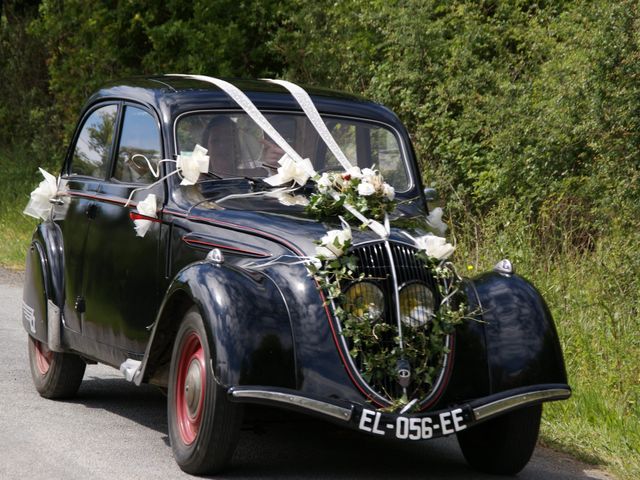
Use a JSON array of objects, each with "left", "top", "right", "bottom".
[
  {"left": 457, "top": 404, "right": 542, "bottom": 475},
  {"left": 167, "top": 308, "right": 243, "bottom": 475},
  {"left": 27, "top": 335, "right": 86, "bottom": 399}
]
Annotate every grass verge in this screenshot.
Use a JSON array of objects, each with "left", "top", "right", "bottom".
[
  {"left": 455, "top": 206, "right": 639, "bottom": 480},
  {"left": 0, "top": 146, "right": 51, "bottom": 269}
]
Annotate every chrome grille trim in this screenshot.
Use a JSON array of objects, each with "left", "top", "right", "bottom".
[{"left": 383, "top": 240, "right": 405, "bottom": 351}]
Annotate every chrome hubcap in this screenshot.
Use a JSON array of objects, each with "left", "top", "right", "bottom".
[{"left": 184, "top": 359, "right": 202, "bottom": 418}]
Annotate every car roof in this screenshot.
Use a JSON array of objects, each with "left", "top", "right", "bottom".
[{"left": 86, "top": 75, "right": 403, "bottom": 126}]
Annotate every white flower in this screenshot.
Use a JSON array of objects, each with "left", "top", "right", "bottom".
[
  {"left": 382, "top": 182, "right": 395, "bottom": 201},
  {"left": 415, "top": 233, "right": 455, "bottom": 260},
  {"left": 316, "top": 172, "right": 333, "bottom": 193},
  {"left": 357, "top": 181, "right": 376, "bottom": 196},
  {"left": 177, "top": 144, "right": 210, "bottom": 185},
  {"left": 24, "top": 168, "right": 59, "bottom": 220},
  {"left": 361, "top": 167, "right": 376, "bottom": 179},
  {"left": 345, "top": 166, "right": 363, "bottom": 179},
  {"left": 264, "top": 155, "right": 316, "bottom": 186},
  {"left": 426, "top": 207, "right": 448, "bottom": 235},
  {"left": 360, "top": 167, "right": 386, "bottom": 191},
  {"left": 315, "top": 226, "right": 352, "bottom": 259},
  {"left": 133, "top": 194, "right": 157, "bottom": 238}
]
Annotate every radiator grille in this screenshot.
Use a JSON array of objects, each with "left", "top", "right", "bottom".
[{"left": 339, "top": 241, "right": 447, "bottom": 403}]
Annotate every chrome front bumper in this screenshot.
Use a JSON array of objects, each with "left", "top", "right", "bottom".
[{"left": 228, "top": 384, "right": 571, "bottom": 440}]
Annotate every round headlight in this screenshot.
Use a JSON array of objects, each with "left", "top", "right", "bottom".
[
  {"left": 344, "top": 282, "right": 385, "bottom": 321},
  {"left": 399, "top": 283, "right": 435, "bottom": 327}
]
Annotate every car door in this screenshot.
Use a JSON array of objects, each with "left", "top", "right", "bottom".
[
  {"left": 80, "top": 103, "right": 164, "bottom": 356},
  {"left": 52, "top": 103, "right": 119, "bottom": 336}
]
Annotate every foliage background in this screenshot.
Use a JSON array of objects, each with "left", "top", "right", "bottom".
[{"left": 1, "top": 0, "right": 638, "bottom": 477}]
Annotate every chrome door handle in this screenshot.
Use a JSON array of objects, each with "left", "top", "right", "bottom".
[{"left": 49, "top": 197, "right": 64, "bottom": 205}]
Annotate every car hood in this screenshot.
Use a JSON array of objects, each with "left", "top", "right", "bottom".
[{"left": 182, "top": 190, "right": 429, "bottom": 258}]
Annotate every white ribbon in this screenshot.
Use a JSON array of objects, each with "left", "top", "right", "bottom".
[
  {"left": 264, "top": 155, "right": 315, "bottom": 187},
  {"left": 168, "top": 74, "right": 390, "bottom": 239},
  {"left": 245, "top": 254, "right": 322, "bottom": 271},
  {"left": 265, "top": 79, "right": 353, "bottom": 171},
  {"left": 124, "top": 146, "right": 211, "bottom": 206},
  {"left": 176, "top": 144, "right": 210, "bottom": 185},
  {"left": 24, "top": 168, "right": 59, "bottom": 220},
  {"left": 167, "top": 74, "right": 315, "bottom": 185},
  {"left": 133, "top": 193, "right": 157, "bottom": 237}
]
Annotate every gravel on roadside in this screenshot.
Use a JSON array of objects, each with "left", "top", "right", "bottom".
[{"left": 0, "top": 267, "right": 25, "bottom": 286}]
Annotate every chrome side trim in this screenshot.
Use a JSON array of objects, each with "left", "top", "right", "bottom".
[
  {"left": 473, "top": 388, "right": 571, "bottom": 421},
  {"left": 231, "top": 389, "right": 353, "bottom": 422}
]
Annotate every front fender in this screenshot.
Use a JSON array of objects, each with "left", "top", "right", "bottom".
[
  {"left": 468, "top": 271, "right": 568, "bottom": 393},
  {"left": 138, "top": 261, "right": 296, "bottom": 389}
]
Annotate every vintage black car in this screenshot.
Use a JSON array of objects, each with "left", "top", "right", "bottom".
[{"left": 22, "top": 75, "right": 570, "bottom": 476}]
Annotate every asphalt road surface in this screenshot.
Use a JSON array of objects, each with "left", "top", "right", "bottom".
[{"left": 0, "top": 270, "right": 614, "bottom": 480}]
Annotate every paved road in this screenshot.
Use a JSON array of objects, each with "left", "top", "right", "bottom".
[{"left": 0, "top": 272, "right": 613, "bottom": 480}]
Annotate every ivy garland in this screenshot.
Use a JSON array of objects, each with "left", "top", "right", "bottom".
[{"left": 303, "top": 167, "right": 468, "bottom": 410}]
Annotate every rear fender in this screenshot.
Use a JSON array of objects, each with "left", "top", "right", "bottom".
[
  {"left": 468, "top": 272, "right": 567, "bottom": 393},
  {"left": 137, "top": 261, "right": 296, "bottom": 389}
]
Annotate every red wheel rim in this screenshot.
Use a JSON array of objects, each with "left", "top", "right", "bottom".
[
  {"left": 34, "top": 339, "right": 53, "bottom": 375},
  {"left": 175, "top": 331, "right": 206, "bottom": 445}
]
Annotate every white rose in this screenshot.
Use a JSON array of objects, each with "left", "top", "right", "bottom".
[
  {"left": 346, "top": 166, "right": 363, "bottom": 179},
  {"left": 361, "top": 168, "right": 385, "bottom": 191},
  {"left": 382, "top": 182, "right": 395, "bottom": 201},
  {"left": 133, "top": 194, "right": 157, "bottom": 237},
  {"left": 415, "top": 233, "right": 455, "bottom": 260},
  {"left": 177, "top": 144, "right": 210, "bottom": 185},
  {"left": 24, "top": 168, "right": 59, "bottom": 220},
  {"left": 316, "top": 172, "right": 333, "bottom": 193},
  {"left": 315, "top": 226, "right": 352, "bottom": 259},
  {"left": 357, "top": 181, "right": 376, "bottom": 196},
  {"left": 361, "top": 167, "right": 376, "bottom": 179}
]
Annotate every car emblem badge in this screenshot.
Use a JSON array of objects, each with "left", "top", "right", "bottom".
[{"left": 397, "top": 358, "right": 411, "bottom": 388}]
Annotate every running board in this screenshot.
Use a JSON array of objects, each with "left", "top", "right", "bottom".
[{"left": 119, "top": 359, "right": 142, "bottom": 382}]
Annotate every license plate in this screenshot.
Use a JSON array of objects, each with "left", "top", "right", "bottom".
[{"left": 357, "top": 407, "right": 468, "bottom": 440}]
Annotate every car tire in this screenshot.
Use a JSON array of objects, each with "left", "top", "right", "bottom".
[
  {"left": 168, "top": 307, "right": 243, "bottom": 475},
  {"left": 457, "top": 404, "right": 542, "bottom": 475},
  {"left": 27, "top": 335, "right": 86, "bottom": 399}
]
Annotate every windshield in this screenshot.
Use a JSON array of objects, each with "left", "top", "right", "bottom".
[{"left": 175, "top": 112, "right": 411, "bottom": 192}]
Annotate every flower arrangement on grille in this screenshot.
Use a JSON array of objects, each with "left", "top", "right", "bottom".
[{"left": 305, "top": 174, "right": 468, "bottom": 410}]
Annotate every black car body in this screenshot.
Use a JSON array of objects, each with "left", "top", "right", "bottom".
[{"left": 22, "top": 76, "right": 570, "bottom": 475}]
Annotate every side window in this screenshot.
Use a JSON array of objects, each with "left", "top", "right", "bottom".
[
  {"left": 113, "top": 106, "right": 161, "bottom": 184},
  {"left": 70, "top": 105, "right": 118, "bottom": 178}
]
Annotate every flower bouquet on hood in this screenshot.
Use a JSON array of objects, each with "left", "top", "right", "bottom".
[{"left": 306, "top": 166, "right": 396, "bottom": 222}]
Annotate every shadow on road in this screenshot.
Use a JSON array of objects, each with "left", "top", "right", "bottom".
[{"left": 59, "top": 374, "right": 603, "bottom": 480}]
